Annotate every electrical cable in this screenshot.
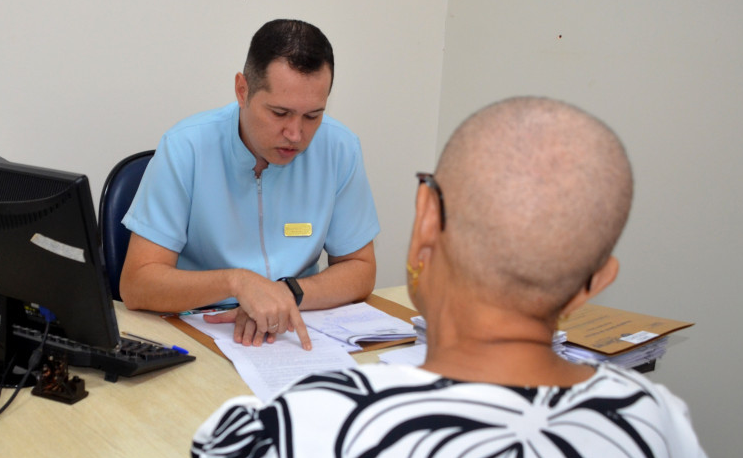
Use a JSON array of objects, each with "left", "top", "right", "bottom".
[{"left": 0, "top": 310, "right": 53, "bottom": 416}]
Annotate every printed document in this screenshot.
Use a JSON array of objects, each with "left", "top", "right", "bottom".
[
  {"left": 301, "top": 302, "right": 415, "bottom": 351},
  {"left": 181, "top": 313, "right": 357, "bottom": 401}
]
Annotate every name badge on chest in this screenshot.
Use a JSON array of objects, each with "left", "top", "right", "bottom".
[{"left": 284, "top": 223, "right": 312, "bottom": 237}]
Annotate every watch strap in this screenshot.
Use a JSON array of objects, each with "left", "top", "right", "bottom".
[{"left": 278, "top": 276, "right": 303, "bottom": 306}]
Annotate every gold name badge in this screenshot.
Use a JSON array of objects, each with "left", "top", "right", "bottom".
[{"left": 284, "top": 223, "right": 313, "bottom": 237}]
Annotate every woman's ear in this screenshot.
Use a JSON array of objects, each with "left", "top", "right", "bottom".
[
  {"left": 407, "top": 183, "right": 442, "bottom": 266},
  {"left": 561, "top": 256, "right": 620, "bottom": 318}
]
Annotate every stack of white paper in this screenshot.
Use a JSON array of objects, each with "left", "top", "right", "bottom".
[
  {"left": 560, "top": 336, "right": 668, "bottom": 369},
  {"left": 301, "top": 302, "right": 415, "bottom": 352},
  {"left": 379, "top": 343, "right": 427, "bottom": 366},
  {"left": 552, "top": 330, "right": 568, "bottom": 357},
  {"left": 377, "top": 315, "right": 428, "bottom": 366},
  {"left": 411, "top": 315, "right": 427, "bottom": 344}
]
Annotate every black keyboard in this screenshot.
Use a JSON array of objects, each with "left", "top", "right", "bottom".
[{"left": 13, "top": 325, "right": 195, "bottom": 382}]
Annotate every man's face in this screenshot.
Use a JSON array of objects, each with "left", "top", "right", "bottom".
[{"left": 235, "top": 59, "right": 332, "bottom": 172}]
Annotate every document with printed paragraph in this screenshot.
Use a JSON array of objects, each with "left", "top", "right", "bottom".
[
  {"left": 180, "top": 313, "right": 357, "bottom": 401},
  {"left": 215, "top": 329, "right": 357, "bottom": 402}
]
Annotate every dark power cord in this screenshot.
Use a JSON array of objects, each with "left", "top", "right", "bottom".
[{"left": 0, "top": 307, "right": 54, "bottom": 415}]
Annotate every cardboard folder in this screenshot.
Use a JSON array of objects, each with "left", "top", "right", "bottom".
[{"left": 558, "top": 303, "right": 694, "bottom": 355}]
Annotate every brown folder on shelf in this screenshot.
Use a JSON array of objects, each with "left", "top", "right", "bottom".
[
  {"left": 163, "top": 294, "right": 418, "bottom": 360},
  {"left": 558, "top": 303, "right": 694, "bottom": 355}
]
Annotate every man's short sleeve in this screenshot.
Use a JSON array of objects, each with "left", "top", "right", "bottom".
[
  {"left": 122, "top": 134, "right": 195, "bottom": 253},
  {"left": 323, "top": 136, "right": 380, "bottom": 257}
]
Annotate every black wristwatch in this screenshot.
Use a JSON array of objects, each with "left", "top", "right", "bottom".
[{"left": 278, "top": 277, "right": 303, "bottom": 306}]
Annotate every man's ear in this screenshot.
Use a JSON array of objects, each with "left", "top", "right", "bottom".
[
  {"left": 561, "top": 256, "right": 620, "bottom": 318},
  {"left": 235, "top": 73, "right": 248, "bottom": 107}
]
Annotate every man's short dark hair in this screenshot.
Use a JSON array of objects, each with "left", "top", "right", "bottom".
[{"left": 243, "top": 19, "right": 334, "bottom": 100}]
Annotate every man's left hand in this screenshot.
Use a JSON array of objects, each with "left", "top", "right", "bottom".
[{"left": 203, "top": 308, "right": 279, "bottom": 346}]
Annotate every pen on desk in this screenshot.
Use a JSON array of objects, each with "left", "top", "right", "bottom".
[
  {"left": 121, "top": 331, "right": 190, "bottom": 354},
  {"left": 159, "top": 304, "right": 239, "bottom": 318}
]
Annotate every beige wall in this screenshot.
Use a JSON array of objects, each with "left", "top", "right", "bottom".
[{"left": 438, "top": 2, "right": 743, "bottom": 455}]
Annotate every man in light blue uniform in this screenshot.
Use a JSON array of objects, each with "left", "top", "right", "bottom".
[{"left": 120, "top": 20, "right": 379, "bottom": 350}]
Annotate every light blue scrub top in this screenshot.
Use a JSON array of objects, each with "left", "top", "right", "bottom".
[{"left": 123, "top": 102, "right": 379, "bottom": 303}]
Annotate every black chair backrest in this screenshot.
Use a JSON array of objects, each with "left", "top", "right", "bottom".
[{"left": 98, "top": 150, "right": 155, "bottom": 302}]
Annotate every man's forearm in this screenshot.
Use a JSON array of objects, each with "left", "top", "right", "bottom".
[
  {"left": 297, "top": 243, "right": 377, "bottom": 311},
  {"left": 120, "top": 264, "right": 251, "bottom": 312},
  {"left": 120, "top": 234, "right": 376, "bottom": 313}
]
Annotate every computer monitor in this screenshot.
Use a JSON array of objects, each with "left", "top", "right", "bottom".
[{"left": 0, "top": 159, "right": 120, "bottom": 382}]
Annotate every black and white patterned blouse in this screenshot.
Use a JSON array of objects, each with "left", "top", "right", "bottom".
[{"left": 192, "top": 363, "right": 706, "bottom": 457}]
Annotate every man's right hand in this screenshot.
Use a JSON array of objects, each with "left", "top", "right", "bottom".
[
  {"left": 121, "top": 234, "right": 312, "bottom": 349},
  {"left": 206, "top": 273, "right": 312, "bottom": 350}
]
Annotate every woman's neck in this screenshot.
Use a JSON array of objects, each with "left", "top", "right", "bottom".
[{"left": 420, "top": 299, "right": 594, "bottom": 387}]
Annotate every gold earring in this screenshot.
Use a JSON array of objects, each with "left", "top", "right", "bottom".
[{"left": 406, "top": 261, "right": 423, "bottom": 295}]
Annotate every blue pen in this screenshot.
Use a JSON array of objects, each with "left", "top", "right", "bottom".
[
  {"left": 121, "top": 331, "right": 190, "bottom": 355},
  {"left": 159, "top": 303, "right": 239, "bottom": 318}
]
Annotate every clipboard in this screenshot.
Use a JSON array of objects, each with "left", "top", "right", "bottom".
[{"left": 163, "top": 294, "right": 418, "bottom": 360}]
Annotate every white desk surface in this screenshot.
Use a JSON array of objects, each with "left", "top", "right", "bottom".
[{"left": 0, "top": 286, "right": 413, "bottom": 458}]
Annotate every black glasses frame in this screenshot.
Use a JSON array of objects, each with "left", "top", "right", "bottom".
[{"left": 416, "top": 172, "right": 446, "bottom": 230}]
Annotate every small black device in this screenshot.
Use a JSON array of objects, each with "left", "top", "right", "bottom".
[{"left": 278, "top": 277, "right": 303, "bottom": 306}]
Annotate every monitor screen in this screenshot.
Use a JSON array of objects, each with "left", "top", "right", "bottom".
[{"left": 0, "top": 160, "right": 120, "bottom": 376}]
